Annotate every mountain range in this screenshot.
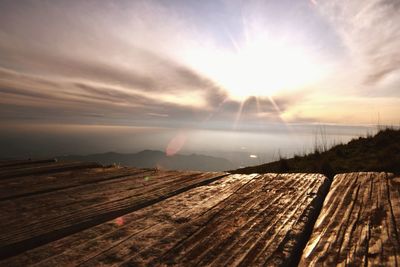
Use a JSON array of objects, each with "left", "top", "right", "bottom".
[{"left": 57, "top": 150, "right": 236, "bottom": 172}]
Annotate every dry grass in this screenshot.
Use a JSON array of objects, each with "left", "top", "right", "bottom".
[{"left": 232, "top": 128, "right": 400, "bottom": 179}]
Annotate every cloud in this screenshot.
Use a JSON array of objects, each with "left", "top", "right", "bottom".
[
  {"left": 317, "top": 0, "right": 400, "bottom": 85},
  {"left": 0, "top": 0, "right": 301, "bottom": 129},
  {"left": 2, "top": 0, "right": 396, "bottom": 128},
  {"left": 0, "top": 67, "right": 221, "bottom": 126},
  {"left": 0, "top": 1, "right": 229, "bottom": 110},
  {"left": 0, "top": 64, "right": 301, "bottom": 129}
]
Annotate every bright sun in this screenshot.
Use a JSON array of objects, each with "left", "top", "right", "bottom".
[
  {"left": 181, "top": 35, "right": 324, "bottom": 101},
  {"left": 219, "top": 40, "right": 322, "bottom": 100}
]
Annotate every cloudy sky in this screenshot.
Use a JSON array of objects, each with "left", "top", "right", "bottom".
[{"left": 0, "top": 0, "right": 399, "bottom": 157}]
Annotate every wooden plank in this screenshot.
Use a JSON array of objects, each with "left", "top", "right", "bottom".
[
  {"left": 0, "top": 166, "right": 147, "bottom": 201},
  {"left": 0, "top": 169, "right": 226, "bottom": 259},
  {"left": 1, "top": 173, "right": 255, "bottom": 266},
  {"left": 2, "top": 173, "right": 328, "bottom": 266},
  {"left": 0, "top": 161, "right": 101, "bottom": 179},
  {"left": 0, "top": 159, "right": 56, "bottom": 169},
  {"left": 0, "top": 170, "right": 208, "bottom": 223},
  {"left": 300, "top": 172, "right": 400, "bottom": 266}
]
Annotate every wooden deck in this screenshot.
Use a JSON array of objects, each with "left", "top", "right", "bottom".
[
  {"left": 1, "top": 160, "right": 398, "bottom": 266},
  {"left": 0, "top": 159, "right": 329, "bottom": 266},
  {"left": 300, "top": 172, "right": 400, "bottom": 266}
]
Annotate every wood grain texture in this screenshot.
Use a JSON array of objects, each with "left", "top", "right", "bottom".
[
  {"left": 1, "top": 172, "right": 328, "bottom": 267},
  {"left": 0, "top": 159, "right": 56, "bottom": 168},
  {"left": 1, "top": 173, "right": 255, "bottom": 266},
  {"left": 300, "top": 172, "right": 400, "bottom": 266},
  {"left": 0, "top": 166, "right": 147, "bottom": 201},
  {"left": 0, "top": 162, "right": 226, "bottom": 259},
  {"left": 0, "top": 161, "right": 101, "bottom": 179}
]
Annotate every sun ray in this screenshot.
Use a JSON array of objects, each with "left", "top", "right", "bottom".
[
  {"left": 255, "top": 96, "right": 261, "bottom": 115},
  {"left": 233, "top": 100, "right": 245, "bottom": 130},
  {"left": 203, "top": 97, "right": 229, "bottom": 123},
  {"left": 226, "top": 30, "right": 241, "bottom": 53},
  {"left": 266, "top": 95, "right": 297, "bottom": 135},
  {"left": 267, "top": 96, "right": 283, "bottom": 117}
]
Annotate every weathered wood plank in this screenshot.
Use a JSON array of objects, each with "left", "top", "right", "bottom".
[
  {"left": 1, "top": 173, "right": 255, "bottom": 266},
  {"left": 0, "top": 159, "right": 56, "bottom": 169},
  {"left": 0, "top": 169, "right": 227, "bottom": 259},
  {"left": 1, "top": 173, "right": 328, "bottom": 266},
  {"left": 0, "top": 159, "right": 55, "bottom": 167},
  {"left": 0, "top": 166, "right": 147, "bottom": 201},
  {"left": 300, "top": 172, "right": 400, "bottom": 266},
  {"left": 139, "top": 173, "right": 328, "bottom": 267},
  {"left": 0, "top": 161, "right": 101, "bottom": 179},
  {"left": 0, "top": 170, "right": 203, "bottom": 223}
]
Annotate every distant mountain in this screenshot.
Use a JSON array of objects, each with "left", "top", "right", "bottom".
[{"left": 57, "top": 150, "right": 236, "bottom": 172}]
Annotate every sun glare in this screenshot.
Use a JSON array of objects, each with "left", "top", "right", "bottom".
[
  {"left": 222, "top": 40, "right": 321, "bottom": 100},
  {"left": 181, "top": 35, "right": 324, "bottom": 101}
]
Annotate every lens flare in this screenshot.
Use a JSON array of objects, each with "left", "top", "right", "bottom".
[
  {"left": 115, "top": 217, "right": 124, "bottom": 226},
  {"left": 166, "top": 132, "right": 187, "bottom": 156}
]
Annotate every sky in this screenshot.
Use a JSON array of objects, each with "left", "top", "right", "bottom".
[{"left": 0, "top": 0, "right": 399, "bottom": 158}]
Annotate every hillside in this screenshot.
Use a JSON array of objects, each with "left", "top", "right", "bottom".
[
  {"left": 232, "top": 128, "right": 400, "bottom": 178},
  {"left": 57, "top": 150, "right": 236, "bottom": 172}
]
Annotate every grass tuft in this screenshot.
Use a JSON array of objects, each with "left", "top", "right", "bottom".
[{"left": 232, "top": 127, "right": 400, "bottom": 179}]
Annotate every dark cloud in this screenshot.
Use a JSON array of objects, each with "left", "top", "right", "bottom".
[
  {"left": 0, "top": 69, "right": 215, "bottom": 125},
  {"left": 364, "top": 64, "right": 400, "bottom": 85},
  {"left": 0, "top": 86, "right": 55, "bottom": 100},
  {"left": 0, "top": 65, "right": 300, "bottom": 130},
  {"left": 0, "top": 45, "right": 219, "bottom": 93}
]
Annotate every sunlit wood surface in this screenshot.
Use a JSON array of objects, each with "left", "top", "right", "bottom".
[
  {"left": 300, "top": 172, "right": 400, "bottom": 266},
  {"left": 0, "top": 160, "right": 328, "bottom": 266}
]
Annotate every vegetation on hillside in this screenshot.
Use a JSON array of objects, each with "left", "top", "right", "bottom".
[{"left": 232, "top": 128, "right": 400, "bottom": 178}]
